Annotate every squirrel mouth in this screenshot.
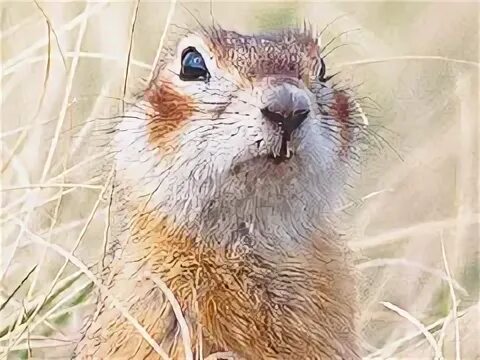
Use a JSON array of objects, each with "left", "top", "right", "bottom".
[{"left": 268, "top": 135, "right": 294, "bottom": 164}]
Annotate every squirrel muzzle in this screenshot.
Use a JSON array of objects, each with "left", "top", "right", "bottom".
[{"left": 261, "top": 82, "right": 311, "bottom": 160}]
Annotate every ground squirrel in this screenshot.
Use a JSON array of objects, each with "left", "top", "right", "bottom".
[{"left": 75, "top": 25, "right": 365, "bottom": 360}]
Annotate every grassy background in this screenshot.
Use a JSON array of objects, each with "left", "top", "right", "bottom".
[{"left": 1, "top": 1, "right": 479, "bottom": 359}]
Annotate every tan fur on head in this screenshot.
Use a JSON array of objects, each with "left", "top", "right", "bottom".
[
  {"left": 144, "top": 83, "right": 197, "bottom": 149},
  {"left": 75, "top": 25, "right": 365, "bottom": 360}
]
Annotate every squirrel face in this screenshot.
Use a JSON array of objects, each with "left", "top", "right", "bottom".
[{"left": 115, "top": 28, "right": 364, "bottom": 227}]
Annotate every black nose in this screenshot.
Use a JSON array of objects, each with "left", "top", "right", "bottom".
[
  {"left": 261, "top": 84, "right": 310, "bottom": 139},
  {"left": 261, "top": 107, "right": 309, "bottom": 138}
]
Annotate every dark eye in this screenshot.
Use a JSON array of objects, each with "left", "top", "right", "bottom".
[{"left": 180, "top": 47, "right": 210, "bottom": 81}]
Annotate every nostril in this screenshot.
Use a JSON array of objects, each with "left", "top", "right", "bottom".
[
  {"left": 261, "top": 107, "right": 285, "bottom": 125},
  {"left": 261, "top": 107, "right": 309, "bottom": 134},
  {"left": 292, "top": 109, "right": 310, "bottom": 124}
]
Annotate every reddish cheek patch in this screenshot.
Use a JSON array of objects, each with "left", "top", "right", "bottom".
[
  {"left": 144, "top": 83, "right": 197, "bottom": 147},
  {"left": 330, "top": 91, "right": 353, "bottom": 158}
]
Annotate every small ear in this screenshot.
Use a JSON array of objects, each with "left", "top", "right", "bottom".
[
  {"left": 318, "top": 58, "right": 326, "bottom": 81},
  {"left": 318, "top": 58, "right": 336, "bottom": 82}
]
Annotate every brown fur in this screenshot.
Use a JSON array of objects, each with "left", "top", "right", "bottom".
[
  {"left": 207, "top": 28, "right": 320, "bottom": 80},
  {"left": 75, "top": 27, "right": 362, "bottom": 360},
  {"left": 145, "top": 84, "right": 196, "bottom": 148},
  {"left": 76, "top": 206, "right": 359, "bottom": 359},
  {"left": 331, "top": 91, "right": 354, "bottom": 158}
]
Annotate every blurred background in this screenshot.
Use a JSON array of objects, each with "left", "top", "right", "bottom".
[{"left": 1, "top": 1, "right": 479, "bottom": 359}]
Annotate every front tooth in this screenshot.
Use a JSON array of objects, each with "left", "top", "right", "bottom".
[{"left": 287, "top": 142, "right": 293, "bottom": 158}]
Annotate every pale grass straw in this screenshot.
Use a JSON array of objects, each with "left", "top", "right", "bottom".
[
  {"left": 358, "top": 258, "right": 468, "bottom": 296},
  {"left": 2, "top": 0, "right": 73, "bottom": 284},
  {"left": 3, "top": 1, "right": 80, "bottom": 282},
  {"left": 49, "top": 209, "right": 107, "bottom": 236},
  {"left": 1, "top": 131, "right": 29, "bottom": 173},
  {"left": 353, "top": 213, "right": 480, "bottom": 250},
  {"left": 122, "top": 0, "right": 141, "bottom": 113},
  {"left": 26, "top": 166, "right": 65, "bottom": 300},
  {"left": 1, "top": 188, "right": 77, "bottom": 224},
  {"left": 39, "top": 2, "right": 89, "bottom": 183},
  {"left": 334, "top": 56, "right": 480, "bottom": 69},
  {"left": 2, "top": 52, "right": 151, "bottom": 78},
  {"left": 336, "top": 188, "right": 393, "bottom": 212},
  {"left": 101, "top": 169, "right": 115, "bottom": 271},
  {"left": 147, "top": 0, "right": 177, "bottom": 84},
  {"left": 2, "top": 2, "right": 107, "bottom": 71},
  {"left": 0, "top": 266, "right": 36, "bottom": 317},
  {"left": 15, "top": 225, "right": 170, "bottom": 360},
  {"left": 20, "top": 281, "right": 93, "bottom": 343},
  {"left": 0, "top": 142, "right": 29, "bottom": 183},
  {"left": 0, "top": 97, "right": 75, "bottom": 146},
  {"left": 33, "top": 0, "right": 68, "bottom": 70},
  {"left": 363, "top": 306, "right": 469, "bottom": 358},
  {"left": 204, "top": 352, "right": 235, "bottom": 360},
  {"left": 0, "top": 339, "right": 74, "bottom": 353},
  {"left": 0, "top": 157, "right": 107, "bottom": 220},
  {"left": 69, "top": 84, "right": 114, "bottom": 156},
  {"left": 0, "top": 14, "right": 38, "bottom": 40},
  {"left": 0, "top": 273, "right": 89, "bottom": 340},
  {"left": 0, "top": 118, "right": 56, "bottom": 139},
  {"left": 0, "top": 270, "right": 83, "bottom": 327},
  {"left": 2, "top": 282, "right": 91, "bottom": 351},
  {"left": 38, "top": 321, "right": 63, "bottom": 340},
  {"left": 46, "top": 301, "right": 94, "bottom": 322},
  {"left": 438, "top": 309, "right": 454, "bottom": 356},
  {"left": 0, "top": 335, "right": 71, "bottom": 343},
  {"left": 380, "top": 301, "right": 443, "bottom": 359},
  {"left": 440, "top": 232, "right": 461, "bottom": 359},
  {"left": 48, "top": 151, "right": 109, "bottom": 183},
  {"left": 0, "top": 177, "right": 36, "bottom": 280},
  {"left": 0, "top": 183, "right": 103, "bottom": 191},
  {"left": 7, "top": 168, "right": 114, "bottom": 350},
  {"left": 0, "top": 21, "right": 53, "bottom": 176},
  {"left": 144, "top": 272, "right": 193, "bottom": 360},
  {"left": 1, "top": 18, "right": 52, "bottom": 174},
  {"left": 6, "top": 208, "right": 106, "bottom": 240}
]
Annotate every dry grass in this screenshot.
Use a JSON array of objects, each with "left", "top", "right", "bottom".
[{"left": 1, "top": 1, "right": 479, "bottom": 359}]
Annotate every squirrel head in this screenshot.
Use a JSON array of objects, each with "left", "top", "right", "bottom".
[{"left": 115, "top": 27, "right": 366, "bottom": 226}]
